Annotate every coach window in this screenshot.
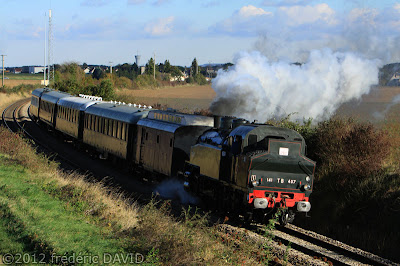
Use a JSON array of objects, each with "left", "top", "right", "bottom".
[
  {"left": 113, "top": 120, "right": 117, "bottom": 137},
  {"left": 157, "top": 135, "right": 160, "bottom": 144},
  {"left": 104, "top": 119, "right": 107, "bottom": 135},
  {"left": 121, "top": 123, "right": 126, "bottom": 141},
  {"left": 117, "top": 122, "right": 121, "bottom": 139},
  {"left": 92, "top": 115, "right": 95, "bottom": 131}
]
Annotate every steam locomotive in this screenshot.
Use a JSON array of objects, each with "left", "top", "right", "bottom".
[{"left": 31, "top": 88, "right": 315, "bottom": 225}]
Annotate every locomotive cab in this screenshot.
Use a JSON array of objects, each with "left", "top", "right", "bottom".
[{"left": 185, "top": 121, "right": 316, "bottom": 225}]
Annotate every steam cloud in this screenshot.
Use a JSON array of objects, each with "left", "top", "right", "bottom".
[
  {"left": 210, "top": 49, "right": 380, "bottom": 122},
  {"left": 154, "top": 179, "right": 198, "bottom": 205},
  {"left": 373, "top": 94, "right": 400, "bottom": 120}
]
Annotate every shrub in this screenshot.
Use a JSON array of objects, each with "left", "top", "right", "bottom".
[
  {"left": 313, "top": 118, "right": 391, "bottom": 188},
  {"left": 113, "top": 76, "right": 132, "bottom": 89},
  {"left": 133, "top": 74, "right": 159, "bottom": 89}
]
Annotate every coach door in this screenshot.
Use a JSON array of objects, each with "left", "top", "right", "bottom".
[{"left": 139, "top": 127, "right": 146, "bottom": 164}]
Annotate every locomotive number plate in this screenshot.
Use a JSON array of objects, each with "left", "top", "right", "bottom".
[{"left": 279, "top": 147, "right": 289, "bottom": 156}]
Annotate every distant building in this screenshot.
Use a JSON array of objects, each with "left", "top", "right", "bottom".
[
  {"left": 388, "top": 72, "right": 400, "bottom": 86},
  {"left": 83, "top": 67, "right": 95, "bottom": 74},
  {"left": 140, "top": 66, "right": 146, "bottom": 75},
  {"left": 22, "top": 66, "right": 44, "bottom": 74},
  {"left": 13, "top": 68, "right": 22, "bottom": 74}
]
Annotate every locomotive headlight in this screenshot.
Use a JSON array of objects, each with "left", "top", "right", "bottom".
[
  {"left": 305, "top": 176, "right": 310, "bottom": 182},
  {"left": 303, "top": 184, "right": 311, "bottom": 191},
  {"left": 252, "top": 180, "right": 258, "bottom": 187}
]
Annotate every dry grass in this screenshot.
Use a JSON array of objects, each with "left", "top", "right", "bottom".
[
  {"left": 3, "top": 80, "right": 41, "bottom": 87},
  {"left": 0, "top": 92, "right": 27, "bottom": 111},
  {"left": 0, "top": 127, "right": 138, "bottom": 231}
]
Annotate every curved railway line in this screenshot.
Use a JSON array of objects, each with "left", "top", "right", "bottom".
[{"left": 1, "top": 99, "right": 398, "bottom": 266}]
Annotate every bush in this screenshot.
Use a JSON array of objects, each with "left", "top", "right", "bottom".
[
  {"left": 113, "top": 76, "right": 132, "bottom": 89},
  {"left": 133, "top": 74, "right": 159, "bottom": 89},
  {"left": 312, "top": 118, "right": 390, "bottom": 188}
]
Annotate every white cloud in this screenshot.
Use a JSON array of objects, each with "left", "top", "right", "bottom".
[
  {"left": 144, "top": 16, "right": 175, "bottom": 36},
  {"left": 262, "top": 0, "right": 310, "bottom": 7},
  {"left": 238, "top": 5, "right": 271, "bottom": 18},
  {"left": 209, "top": 5, "right": 272, "bottom": 36},
  {"left": 278, "top": 3, "right": 337, "bottom": 26}
]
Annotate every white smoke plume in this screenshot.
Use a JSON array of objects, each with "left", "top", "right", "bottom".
[
  {"left": 154, "top": 179, "right": 198, "bottom": 205},
  {"left": 210, "top": 49, "right": 380, "bottom": 122}
]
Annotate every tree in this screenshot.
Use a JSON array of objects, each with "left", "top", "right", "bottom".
[
  {"left": 164, "top": 60, "right": 171, "bottom": 73},
  {"left": 145, "top": 58, "right": 155, "bottom": 76},
  {"left": 191, "top": 58, "right": 198, "bottom": 77},
  {"left": 170, "top": 66, "right": 183, "bottom": 78},
  {"left": 92, "top": 67, "right": 104, "bottom": 80}
]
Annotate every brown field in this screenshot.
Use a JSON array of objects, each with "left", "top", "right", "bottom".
[
  {"left": 116, "top": 84, "right": 215, "bottom": 111},
  {"left": 117, "top": 84, "right": 400, "bottom": 122},
  {"left": 119, "top": 84, "right": 216, "bottom": 99},
  {"left": 336, "top": 86, "right": 400, "bottom": 122},
  {"left": 3, "top": 79, "right": 42, "bottom": 87}
]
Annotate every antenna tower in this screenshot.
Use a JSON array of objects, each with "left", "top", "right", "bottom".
[{"left": 48, "top": 9, "right": 54, "bottom": 84}]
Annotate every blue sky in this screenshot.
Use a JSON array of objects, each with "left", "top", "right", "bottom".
[{"left": 1, "top": 0, "right": 399, "bottom": 67}]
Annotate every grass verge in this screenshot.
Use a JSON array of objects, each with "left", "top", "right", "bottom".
[{"left": 0, "top": 126, "right": 278, "bottom": 265}]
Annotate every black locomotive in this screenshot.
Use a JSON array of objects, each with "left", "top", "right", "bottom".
[{"left": 31, "top": 88, "right": 315, "bottom": 225}]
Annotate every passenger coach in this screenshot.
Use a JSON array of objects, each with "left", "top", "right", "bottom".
[
  {"left": 39, "top": 90, "right": 72, "bottom": 127},
  {"left": 56, "top": 97, "right": 100, "bottom": 139},
  {"left": 83, "top": 103, "right": 150, "bottom": 160},
  {"left": 135, "top": 110, "right": 213, "bottom": 176},
  {"left": 30, "top": 88, "right": 50, "bottom": 120}
]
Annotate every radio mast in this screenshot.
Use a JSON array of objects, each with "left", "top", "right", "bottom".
[{"left": 48, "top": 9, "right": 54, "bottom": 84}]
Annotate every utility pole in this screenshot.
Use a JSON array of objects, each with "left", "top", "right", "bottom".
[{"left": 1, "top": 55, "right": 6, "bottom": 87}]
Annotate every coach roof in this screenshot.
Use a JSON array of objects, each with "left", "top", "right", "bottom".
[
  {"left": 58, "top": 97, "right": 99, "bottom": 111},
  {"left": 32, "top": 88, "right": 51, "bottom": 98},
  {"left": 41, "top": 90, "right": 72, "bottom": 104},
  {"left": 85, "top": 102, "right": 151, "bottom": 123}
]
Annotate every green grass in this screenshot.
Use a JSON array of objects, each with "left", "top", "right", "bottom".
[
  {"left": 4, "top": 73, "right": 43, "bottom": 80},
  {"left": 0, "top": 163, "right": 124, "bottom": 263}
]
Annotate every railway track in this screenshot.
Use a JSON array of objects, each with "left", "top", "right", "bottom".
[
  {"left": 2, "top": 100, "right": 398, "bottom": 266},
  {"left": 2, "top": 98, "right": 83, "bottom": 171},
  {"left": 266, "top": 223, "right": 396, "bottom": 265}
]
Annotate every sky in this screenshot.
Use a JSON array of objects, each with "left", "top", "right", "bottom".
[{"left": 1, "top": 0, "right": 400, "bottom": 67}]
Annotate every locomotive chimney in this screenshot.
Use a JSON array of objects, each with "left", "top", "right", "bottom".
[{"left": 213, "top": 115, "right": 221, "bottom": 129}]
